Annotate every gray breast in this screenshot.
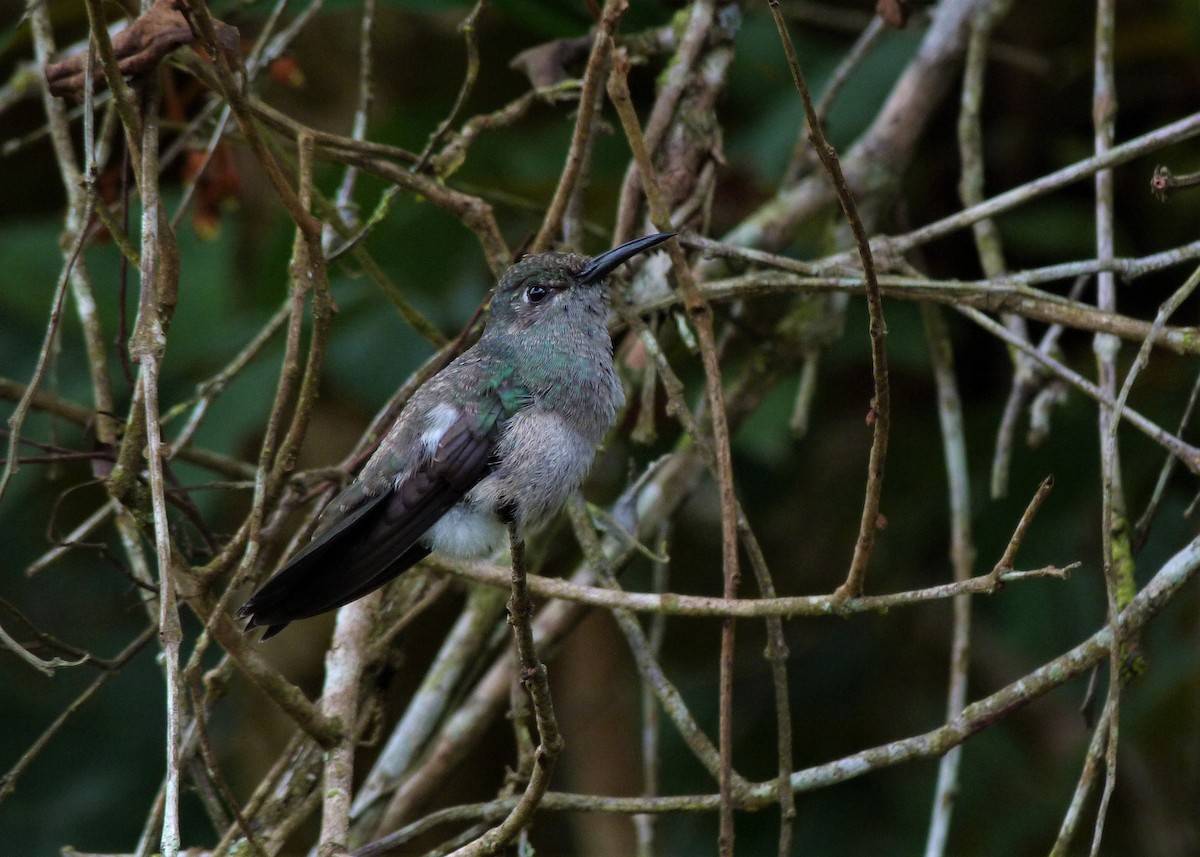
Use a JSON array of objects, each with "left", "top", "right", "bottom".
[{"left": 469, "top": 408, "right": 601, "bottom": 532}]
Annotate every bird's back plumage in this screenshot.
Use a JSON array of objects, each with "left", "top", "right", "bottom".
[
  {"left": 238, "top": 355, "right": 517, "bottom": 638},
  {"left": 238, "top": 234, "right": 674, "bottom": 638}
]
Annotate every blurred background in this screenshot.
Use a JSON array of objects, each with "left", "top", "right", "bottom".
[{"left": 2, "top": 0, "right": 1199, "bottom": 854}]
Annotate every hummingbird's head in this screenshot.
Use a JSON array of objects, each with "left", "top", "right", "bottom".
[{"left": 487, "top": 232, "right": 675, "bottom": 332}]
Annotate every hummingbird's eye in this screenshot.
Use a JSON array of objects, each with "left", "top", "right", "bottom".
[{"left": 525, "top": 285, "right": 548, "bottom": 304}]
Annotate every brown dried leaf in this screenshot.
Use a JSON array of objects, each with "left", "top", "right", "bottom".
[
  {"left": 187, "top": 144, "right": 241, "bottom": 239},
  {"left": 45, "top": 0, "right": 240, "bottom": 98},
  {"left": 876, "top": 0, "right": 912, "bottom": 29}
]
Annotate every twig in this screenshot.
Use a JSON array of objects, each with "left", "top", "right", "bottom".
[
  {"left": 161, "top": 298, "right": 292, "bottom": 450},
  {"left": 436, "top": 556, "right": 1071, "bottom": 618},
  {"left": 0, "top": 206, "right": 88, "bottom": 503},
  {"left": 447, "top": 526, "right": 563, "bottom": 857},
  {"left": 323, "top": 0, "right": 377, "bottom": 253},
  {"left": 30, "top": 0, "right": 121, "bottom": 463},
  {"left": 143, "top": 353, "right": 185, "bottom": 857},
  {"left": 612, "top": 0, "right": 716, "bottom": 244},
  {"left": 184, "top": 0, "right": 321, "bottom": 241},
  {"left": 257, "top": 133, "right": 451, "bottom": 344},
  {"left": 952, "top": 0, "right": 1027, "bottom": 501},
  {"left": 0, "top": 617, "right": 85, "bottom": 675},
  {"left": 815, "top": 15, "right": 886, "bottom": 128},
  {"left": 78, "top": 0, "right": 144, "bottom": 168},
  {"left": 414, "top": 0, "right": 484, "bottom": 171},
  {"left": 920, "top": 304, "right": 976, "bottom": 857},
  {"left": 327, "top": 0, "right": 465, "bottom": 260},
  {"left": 201, "top": 133, "right": 333, "bottom": 586},
  {"left": 1149, "top": 164, "right": 1200, "bottom": 202},
  {"left": 735, "top": 514, "right": 796, "bottom": 856},
  {"left": 685, "top": 231, "right": 1200, "bottom": 290},
  {"left": 0, "top": 376, "right": 257, "bottom": 481},
  {"left": 217, "top": 85, "right": 418, "bottom": 167},
  {"left": 183, "top": 670, "right": 268, "bottom": 857},
  {"left": 1049, "top": 698, "right": 1113, "bottom": 856},
  {"left": 1090, "top": 5, "right": 1125, "bottom": 849},
  {"left": 991, "top": 275, "right": 1085, "bottom": 499},
  {"left": 619, "top": 300, "right": 801, "bottom": 852},
  {"left": 211, "top": 733, "right": 323, "bottom": 855},
  {"left": 634, "top": 523, "right": 669, "bottom": 857},
  {"left": 26, "top": 500, "right": 116, "bottom": 577},
  {"left": 318, "top": 593, "right": 379, "bottom": 856},
  {"left": 957, "top": 306, "right": 1200, "bottom": 473},
  {"left": 884, "top": 109, "right": 1200, "bottom": 257},
  {"left": 0, "top": 598, "right": 104, "bottom": 667},
  {"left": 1109, "top": 263, "right": 1200, "bottom": 465},
  {"left": 608, "top": 47, "right": 743, "bottom": 855},
  {"left": 256, "top": 0, "right": 328, "bottom": 72},
  {"left": 993, "top": 476, "right": 1055, "bottom": 575},
  {"left": 567, "top": 498, "right": 752, "bottom": 793},
  {"left": 361, "top": 525, "right": 1200, "bottom": 852},
  {"left": 204, "top": 606, "right": 341, "bottom": 746},
  {"left": 366, "top": 575, "right": 460, "bottom": 661},
  {"left": 771, "top": 531, "right": 1200, "bottom": 801},
  {"left": 723, "top": 0, "right": 987, "bottom": 253},
  {"left": 0, "top": 450, "right": 113, "bottom": 466},
  {"left": 634, "top": 266, "right": 1200, "bottom": 355},
  {"left": 108, "top": 61, "right": 187, "bottom": 855},
  {"left": 430, "top": 84, "right": 579, "bottom": 179},
  {"left": 531, "top": 0, "right": 626, "bottom": 252},
  {"left": 784, "top": 14, "right": 887, "bottom": 184},
  {"left": 317, "top": 143, "right": 511, "bottom": 276},
  {"left": 351, "top": 585, "right": 508, "bottom": 823},
  {"left": 167, "top": 0, "right": 300, "bottom": 231},
  {"left": 767, "top": 0, "right": 890, "bottom": 601},
  {"left": 0, "top": 624, "right": 155, "bottom": 803},
  {"left": 168, "top": 102, "right": 234, "bottom": 232},
  {"left": 1134, "top": 365, "right": 1200, "bottom": 547}
]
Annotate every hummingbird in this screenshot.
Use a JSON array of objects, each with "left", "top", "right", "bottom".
[{"left": 238, "top": 232, "right": 676, "bottom": 639}]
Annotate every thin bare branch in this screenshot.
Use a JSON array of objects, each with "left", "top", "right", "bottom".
[
  {"left": 608, "top": 46, "right": 743, "bottom": 854},
  {"left": 767, "top": 0, "right": 890, "bottom": 601},
  {"left": 434, "top": 555, "right": 1071, "bottom": 618},
  {"left": 447, "top": 526, "right": 563, "bottom": 857},
  {"left": 531, "top": 0, "right": 626, "bottom": 252}
]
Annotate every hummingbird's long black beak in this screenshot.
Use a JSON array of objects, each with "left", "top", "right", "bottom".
[{"left": 577, "top": 232, "right": 676, "bottom": 286}]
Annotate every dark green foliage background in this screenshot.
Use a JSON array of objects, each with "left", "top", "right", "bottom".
[{"left": 1, "top": 1, "right": 1199, "bottom": 854}]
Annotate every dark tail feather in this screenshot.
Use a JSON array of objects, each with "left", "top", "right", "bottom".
[
  {"left": 239, "top": 411, "right": 497, "bottom": 639},
  {"left": 239, "top": 540, "right": 433, "bottom": 639},
  {"left": 238, "top": 480, "right": 461, "bottom": 638},
  {"left": 250, "top": 541, "right": 431, "bottom": 640},
  {"left": 258, "top": 622, "right": 288, "bottom": 642},
  {"left": 237, "top": 490, "right": 432, "bottom": 638}
]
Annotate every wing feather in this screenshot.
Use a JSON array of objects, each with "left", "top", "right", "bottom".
[{"left": 238, "top": 402, "right": 501, "bottom": 638}]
